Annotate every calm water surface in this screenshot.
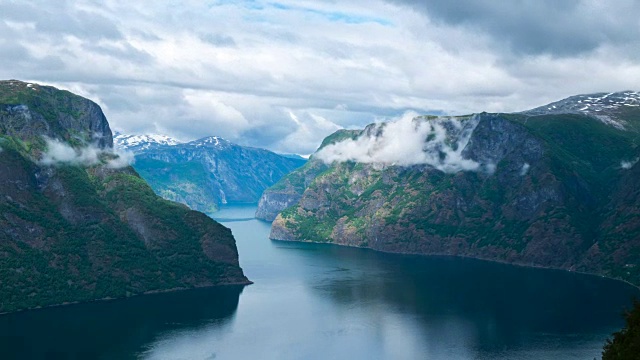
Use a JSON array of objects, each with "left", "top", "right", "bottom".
[{"left": 1, "top": 204, "right": 638, "bottom": 359}]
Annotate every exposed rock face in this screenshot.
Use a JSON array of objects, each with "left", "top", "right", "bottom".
[
  {"left": 115, "top": 134, "right": 306, "bottom": 214},
  {"left": 0, "top": 80, "right": 112, "bottom": 149},
  {"left": 524, "top": 90, "right": 640, "bottom": 131},
  {"left": 0, "top": 80, "right": 249, "bottom": 314},
  {"left": 254, "top": 130, "right": 359, "bottom": 221},
  {"left": 255, "top": 191, "right": 303, "bottom": 222},
  {"left": 267, "top": 94, "right": 640, "bottom": 286},
  {"left": 255, "top": 159, "right": 328, "bottom": 221}
]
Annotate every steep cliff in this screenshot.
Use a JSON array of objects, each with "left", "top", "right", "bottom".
[
  {"left": 0, "top": 80, "right": 249, "bottom": 314},
  {"left": 267, "top": 91, "right": 640, "bottom": 286},
  {"left": 115, "top": 134, "right": 306, "bottom": 214},
  {"left": 0, "top": 80, "right": 112, "bottom": 150},
  {"left": 255, "top": 129, "right": 358, "bottom": 221}
]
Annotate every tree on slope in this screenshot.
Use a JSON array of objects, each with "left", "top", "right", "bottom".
[{"left": 603, "top": 300, "right": 640, "bottom": 360}]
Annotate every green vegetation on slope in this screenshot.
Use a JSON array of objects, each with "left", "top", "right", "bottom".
[
  {"left": 134, "top": 158, "right": 220, "bottom": 213},
  {"left": 128, "top": 138, "right": 307, "bottom": 214},
  {"left": 0, "top": 80, "right": 110, "bottom": 149},
  {"left": 0, "top": 144, "right": 247, "bottom": 313},
  {"left": 0, "top": 80, "right": 248, "bottom": 313},
  {"left": 603, "top": 301, "right": 640, "bottom": 360},
  {"left": 269, "top": 111, "right": 640, "bottom": 286}
]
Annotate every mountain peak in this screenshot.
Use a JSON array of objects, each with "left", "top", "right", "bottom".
[
  {"left": 189, "top": 136, "right": 231, "bottom": 148},
  {"left": 524, "top": 90, "right": 640, "bottom": 130},
  {"left": 0, "top": 79, "right": 113, "bottom": 149},
  {"left": 114, "top": 133, "right": 182, "bottom": 151}
]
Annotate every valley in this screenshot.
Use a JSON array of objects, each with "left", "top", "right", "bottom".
[{"left": 115, "top": 133, "right": 306, "bottom": 214}]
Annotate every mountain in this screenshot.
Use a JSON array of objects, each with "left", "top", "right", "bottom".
[
  {"left": 0, "top": 80, "right": 249, "bottom": 314},
  {"left": 255, "top": 130, "right": 356, "bottom": 221},
  {"left": 258, "top": 91, "right": 640, "bottom": 286},
  {"left": 115, "top": 133, "right": 307, "bottom": 214},
  {"left": 524, "top": 91, "right": 640, "bottom": 131},
  {"left": 114, "top": 133, "right": 182, "bottom": 152}
]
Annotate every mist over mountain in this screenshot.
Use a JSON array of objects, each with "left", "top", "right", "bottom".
[{"left": 258, "top": 91, "right": 640, "bottom": 286}]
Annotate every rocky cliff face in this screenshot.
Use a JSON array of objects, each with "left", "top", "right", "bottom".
[
  {"left": 255, "top": 129, "right": 358, "bottom": 221},
  {"left": 115, "top": 135, "right": 306, "bottom": 214},
  {"left": 0, "top": 80, "right": 112, "bottom": 149},
  {"left": 267, "top": 92, "right": 640, "bottom": 286},
  {"left": 255, "top": 159, "right": 329, "bottom": 221},
  {"left": 0, "top": 80, "right": 249, "bottom": 313},
  {"left": 256, "top": 191, "right": 304, "bottom": 222}
]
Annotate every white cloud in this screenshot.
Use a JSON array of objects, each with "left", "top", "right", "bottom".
[
  {"left": 1, "top": 1, "right": 638, "bottom": 154},
  {"left": 275, "top": 110, "right": 342, "bottom": 155},
  {"left": 40, "top": 138, "right": 101, "bottom": 166},
  {"left": 106, "top": 148, "right": 136, "bottom": 169},
  {"left": 621, "top": 158, "right": 639, "bottom": 170},
  {"left": 178, "top": 90, "right": 251, "bottom": 138},
  {"left": 316, "top": 112, "right": 487, "bottom": 173},
  {"left": 40, "top": 138, "right": 134, "bottom": 169}
]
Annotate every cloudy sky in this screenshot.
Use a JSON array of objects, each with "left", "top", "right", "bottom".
[{"left": 1, "top": 0, "right": 639, "bottom": 154}]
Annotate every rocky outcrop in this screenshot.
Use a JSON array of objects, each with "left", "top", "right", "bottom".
[
  {"left": 255, "top": 190, "right": 303, "bottom": 222},
  {"left": 270, "top": 216, "right": 298, "bottom": 241},
  {"left": 0, "top": 80, "right": 112, "bottom": 149},
  {"left": 255, "top": 159, "right": 328, "bottom": 221},
  {"left": 268, "top": 95, "right": 640, "bottom": 286},
  {"left": 0, "top": 80, "right": 249, "bottom": 314},
  {"left": 254, "top": 130, "right": 359, "bottom": 221}
]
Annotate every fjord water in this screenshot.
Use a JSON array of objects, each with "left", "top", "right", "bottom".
[{"left": 1, "top": 205, "right": 638, "bottom": 359}]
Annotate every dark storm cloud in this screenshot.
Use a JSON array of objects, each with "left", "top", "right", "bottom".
[{"left": 386, "top": 0, "right": 640, "bottom": 57}]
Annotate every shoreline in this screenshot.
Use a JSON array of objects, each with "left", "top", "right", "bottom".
[
  {"left": 270, "top": 237, "right": 640, "bottom": 292},
  {"left": 0, "top": 279, "right": 252, "bottom": 317}
]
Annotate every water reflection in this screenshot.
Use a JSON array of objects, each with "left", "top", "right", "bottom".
[
  {"left": 303, "top": 244, "right": 639, "bottom": 358},
  {"left": 1, "top": 204, "right": 638, "bottom": 360},
  {"left": 0, "top": 286, "right": 243, "bottom": 359}
]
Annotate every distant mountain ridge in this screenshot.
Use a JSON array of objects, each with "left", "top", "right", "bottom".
[
  {"left": 524, "top": 91, "right": 640, "bottom": 130},
  {"left": 258, "top": 90, "right": 640, "bottom": 287},
  {"left": 114, "top": 133, "right": 182, "bottom": 151},
  {"left": 115, "top": 133, "right": 306, "bottom": 213}
]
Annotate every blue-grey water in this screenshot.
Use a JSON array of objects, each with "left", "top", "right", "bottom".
[{"left": 1, "top": 204, "right": 638, "bottom": 359}]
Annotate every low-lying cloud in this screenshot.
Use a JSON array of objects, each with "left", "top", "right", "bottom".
[
  {"left": 40, "top": 138, "right": 101, "bottom": 165},
  {"left": 315, "top": 112, "right": 484, "bottom": 173},
  {"left": 40, "top": 138, "right": 134, "bottom": 169},
  {"left": 621, "top": 158, "right": 639, "bottom": 170},
  {"left": 106, "top": 149, "right": 135, "bottom": 169}
]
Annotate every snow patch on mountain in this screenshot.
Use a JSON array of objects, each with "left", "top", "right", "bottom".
[
  {"left": 189, "top": 136, "right": 231, "bottom": 149},
  {"left": 524, "top": 91, "right": 640, "bottom": 130},
  {"left": 114, "top": 133, "right": 241, "bottom": 153},
  {"left": 114, "top": 134, "right": 182, "bottom": 151}
]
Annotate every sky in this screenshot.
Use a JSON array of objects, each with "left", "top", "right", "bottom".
[{"left": 1, "top": 0, "right": 639, "bottom": 154}]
